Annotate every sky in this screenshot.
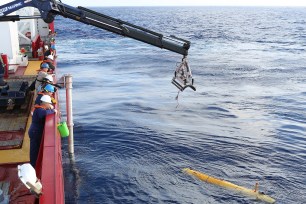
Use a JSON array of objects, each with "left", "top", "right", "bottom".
[{"left": 61, "top": 0, "right": 306, "bottom": 7}]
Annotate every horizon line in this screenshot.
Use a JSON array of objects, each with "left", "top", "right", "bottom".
[{"left": 83, "top": 5, "right": 306, "bottom": 8}]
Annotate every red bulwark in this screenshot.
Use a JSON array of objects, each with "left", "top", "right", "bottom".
[{"left": 38, "top": 114, "right": 64, "bottom": 204}]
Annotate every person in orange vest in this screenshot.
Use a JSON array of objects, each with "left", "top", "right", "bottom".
[
  {"left": 35, "top": 63, "right": 50, "bottom": 92},
  {"left": 29, "top": 95, "right": 57, "bottom": 168},
  {"left": 37, "top": 74, "right": 62, "bottom": 92},
  {"left": 35, "top": 84, "right": 57, "bottom": 105},
  {"left": 28, "top": 63, "right": 50, "bottom": 92},
  {"left": 36, "top": 74, "right": 53, "bottom": 93},
  {"left": 41, "top": 55, "right": 55, "bottom": 71}
]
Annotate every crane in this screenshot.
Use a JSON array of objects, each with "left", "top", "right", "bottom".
[{"left": 0, "top": 0, "right": 196, "bottom": 91}]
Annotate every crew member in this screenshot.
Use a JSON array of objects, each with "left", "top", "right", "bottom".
[
  {"left": 50, "top": 44, "right": 56, "bottom": 58},
  {"left": 35, "top": 84, "right": 57, "bottom": 105},
  {"left": 29, "top": 95, "right": 56, "bottom": 168},
  {"left": 43, "top": 45, "right": 51, "bottom": 59},
  {"left": 50, "top": 38, "right": 56, "bottom": 46},
  {"left": 41, "top": 55, "right": 55, "bottom": 71},
  {"left": 35, "top": 63, "right": 50, "bottom": 92},
  {"left": 36, "top": 74, "right": 54, "bottom": 93}
]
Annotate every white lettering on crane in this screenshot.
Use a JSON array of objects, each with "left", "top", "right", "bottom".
[
  {"left": 0, "top": 7, "right": 8, "bottom": 15},
  {"left": 0, "top": 2, "right": 23, "bottom": 16}
]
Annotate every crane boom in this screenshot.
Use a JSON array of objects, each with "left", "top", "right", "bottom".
[
  {"left": 0, "top": 0, "right": 195, "bottom": 91},
  {"left": 58, "top": 5, "right": 190, "bottom": 56},
  {"left": 0, "top": 0, "right": 190, "bottom": 56}
]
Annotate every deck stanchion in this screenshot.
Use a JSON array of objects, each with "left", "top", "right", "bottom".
[
  {"left": 65, "top": 74, "right": 74, "bottom": 154},
  {"left": 1, "top": 54, "right": 9, "bottom": 79}
]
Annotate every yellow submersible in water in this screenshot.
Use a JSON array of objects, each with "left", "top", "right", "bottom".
[{"left": 183, "top": 168, "right": 276, "bottom": 204}]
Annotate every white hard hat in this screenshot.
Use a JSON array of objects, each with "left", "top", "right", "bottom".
[
  {"left": 47, "top": 55, "right": 54, "bottom": 60},
  {"left": 40, "top": 95, "right": 52, "bottom": 104},
  {"left": 44, "top": 75, "right": 53, "bottom": 82}
]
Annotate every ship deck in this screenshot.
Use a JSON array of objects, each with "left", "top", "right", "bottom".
[
  {"left": 0, "top": 60, "right": 40, "bottom": 164},
  {"left": 0, "top": 59, "right": 65, "bottom": 203},
  {"left": 0, "top": 60, "right": 45, "bottom": 203}
]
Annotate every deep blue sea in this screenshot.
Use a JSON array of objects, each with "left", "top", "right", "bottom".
[{"left": 55, "top": 7, "right": 306, "bottom": 204}]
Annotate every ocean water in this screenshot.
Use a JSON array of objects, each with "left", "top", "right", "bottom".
[{"left": 55, "top": 7, "right": 306, "bottom": 204}]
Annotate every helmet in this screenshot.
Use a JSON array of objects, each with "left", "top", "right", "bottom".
[
  {"left": 41, "top": 63, "right": 49, "bottom": 69},
  {"left": 40, "top": 95, "right": 52, "bottom": 104},
  {"left": 47, "top": 55, "right": 54, "bottom": 60},
  {"left": 51, "top": 45, "right": 56, "bottom": 50},
  {"left": 44, "top": 75, "right": 53, "bottom": 82},
  {"left": 44, "top": 84, "right": 55, "bottom": 93}
]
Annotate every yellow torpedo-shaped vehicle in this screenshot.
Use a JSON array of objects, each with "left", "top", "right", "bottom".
[{"left": 183, "top": 168, "right": 276, "bottom": 204}]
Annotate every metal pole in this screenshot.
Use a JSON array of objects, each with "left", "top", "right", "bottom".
[{"left": 65, "top": 74, "right": 74, "bottom": 154}]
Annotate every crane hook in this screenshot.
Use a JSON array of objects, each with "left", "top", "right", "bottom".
[{"left": 171, "top": 57, "right": 196, "bottom": 92}]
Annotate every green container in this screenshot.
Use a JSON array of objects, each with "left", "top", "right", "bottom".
[{"left": 57, "top": 122, "right": 69, "bottom": 138}]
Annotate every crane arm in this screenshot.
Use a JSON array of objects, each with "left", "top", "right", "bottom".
[
  {"left": 0, "top": 0, "right": 190, "bottom": 56},
  {"left": 56, "top": 5, "right": 190, "bottom": 56},
  {"left": 0, "top": 0, "right": 195, "bottom": 91}
]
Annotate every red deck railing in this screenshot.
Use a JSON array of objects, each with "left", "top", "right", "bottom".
[{"left": 36, "top": 113, "right": 64, "bottom": 204}]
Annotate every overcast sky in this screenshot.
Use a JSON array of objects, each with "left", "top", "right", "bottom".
[{"left": 61, "top": 0, "right": 306, "bottom": 7}]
